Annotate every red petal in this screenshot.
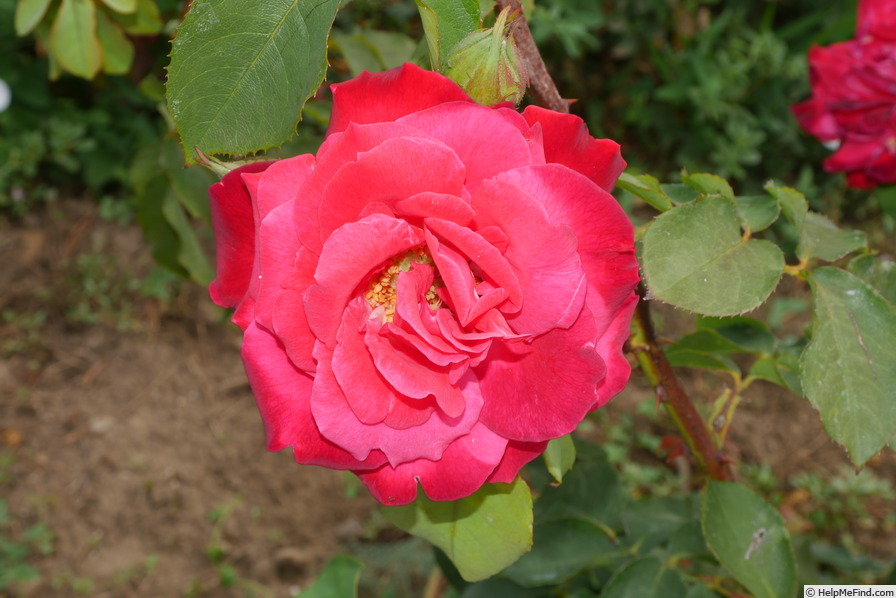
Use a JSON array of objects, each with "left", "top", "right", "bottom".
[
  {"left": 328, "top": 63, "right": 474, "bottom": 135},
  {"left": 208, "top": 161, "right": 273, "bottom": 313},
  {"left": 476, "top": 310, "right": 606, "bottom": 442},
  {"left": 522, "top": 106, "right": 626, "bottom": 192},
  {"left": 241, "top": 322, "right": 386, "bottom": 471},
  {"left": 356, "top": 422, "right": 508, "bottom": 505}
]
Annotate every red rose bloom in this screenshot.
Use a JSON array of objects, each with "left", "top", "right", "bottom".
[
  {"left": 793, "top": 15, "right": 896, "bottom": 188},
  {"left": 858, "top": 0, "right": 896, "bottom": 42},
  {"left": 208, "top": 64, "right": 639, "bottom": 505}
]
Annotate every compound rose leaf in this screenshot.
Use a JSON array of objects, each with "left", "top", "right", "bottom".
[
  {"left": 601, "top": 557, "right": 688, "bottom": 598},
  {"left": 301, "top": 555, "right": 363, "bottom": 598},
  {"left": 167, "top": 0, "right": 340, "bottom": 163},
  {"left": 801, "top": 267, "right": 896, "bottom": 466},
  {"left": 702, "top": 481, "right": 796, "bottom": 598},
  {"left": 383, "top": 477, "right": 533, "bottom": 582},
  {"left": 642, "top": 196, "right": 784, "bottom": 316}
]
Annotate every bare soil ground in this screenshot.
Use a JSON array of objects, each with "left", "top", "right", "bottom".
[{"left": 1, "top": 200, "right": 893, "bottom": 597}]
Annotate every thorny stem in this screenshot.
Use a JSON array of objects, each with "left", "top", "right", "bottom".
[
  {"left": 629, "top": 286, "right": 736, "bottom": 482},
  {"left": 502, "top": 1, "right": 734, "bottom": 483},
  {"left": 496, "top": 0, "right": 569, "bottom": 113}
]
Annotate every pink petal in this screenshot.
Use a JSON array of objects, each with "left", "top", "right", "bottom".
[
  {"left": 241, "top": 322, "right": 386, "bottom": 471},
  {"left": 494, "top": 165, "right": 639, "bottom": 406},
  {"left": 425, "top": 217, "right": 523, "bottom": 313},
  {"left": 487, "top": 440, "right": 549, "bottom": 483},
  {"left": 304, "top": 214, "right": 425, "bottom": 348},
  {"left": 472, "top": 177, "right": 587, "bottom": 335},
  {"left": 294, "top": 121, "right": 437, "bottom": 254},
  {"left": 356, "top": 422, "right": 508, "bottom": 505},
  {"left": 311, "top": 348, "right": 484, "bottom": 466},
  {"left": 317, "top": 136, "right": 466, "bottom": 240},
  {"left": 251, "top": 201, "right": 300, "bottom": 330},
  {"left": 395, "top": 192, "right": 475, "bottom": 226},
  {"left": 328, "top": 63, "right": 474, "bottom": 135},
  {"left": 365, "top": 326, "right": 466, "bottom": 418},
  {"left": 398, "top": 102, "right": 535, "bottom": 192},
  {"left": 475, "top": 309, "right": 606, "bottom": 442},
  {"left": 522, "top": 106, "right": 626, "bottom": 193}
]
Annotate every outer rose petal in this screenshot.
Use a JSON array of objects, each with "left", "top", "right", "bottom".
[
  {"left": 208, "top": 161, "right": 273, "bottom": 313},
  {"left": 328, "top": 63, "right": 474, "bottom": 135},
  {"left": 356, "top": 422, "right": 508, "bottom": 505},
  {"left": 522, "top": 105, "right": 626, "bottom": 192},
  {"left": 858, "top": 0, "right": 896, "bottom": 41},
  {"left": 486, "top": 440, "right": 549, "bottom": 483},
  {"left": 492, "top": 165, "right": 640, "bottom": 404},
  {"left": 241, "top": 322, "right": 387, "bottom": 471}
]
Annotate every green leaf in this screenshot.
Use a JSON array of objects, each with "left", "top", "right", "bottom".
[
  {"left": 100, "top": 0, "right": 136, "bottom": 14},
  {"left": 797, "top": 212, "right": 867, "bottom": 262},
  {"left": 800, "top": 267, "right": 896, "bottom": 466},
  {"left": 167, "top": 0, "right": 339, "bottom": 163},
  {"left": 535, "top": 461, "right": 625, "bottom": 528},
  {"left": 848, "top": 253, "right": 896, "bottom": 305},
  {"left": 601, "top": 557, "right": 688, "bottom": 598},
  {"left": 661, "top": 183, "right": 700, "bottom": 206},
  {"left": 383, "top": 478, "right": 533, "bottom": 582},
  {"left": 665, "top": 347, "right": 740, "bottom": 374},
  {"left": 696, "top": 317, "right": 777, "bottom": 355},
  {"left": 95, "top": 8, "right": 134, "bottom": 75},
  {"left": 543, "top": 434, "right": 575, "bottom": 484},
  {"left": 109, "top": 0, "right": 161, "bottom": 33},
  {"left": 159, "top": 137, "right": 216, "bottom": 222},
  {"left": 642, "top": 196, "right": 785, "bottom": 316},
  {"left": 49, "top": 0, "right": 102, "bottom": 79},
  {"left": 301, "top": 555, "right": 363, "bottom": 598},
  {"left": 330, "top": 29, "right": 417, "bottom": 76},
  {"left": 702, "top": 481, "right": 796, "bottom": 598},
  {"left": 735, "top": 195, "right": 780, "bottom": 233},
  {"left": 415, "top": 0, "right": 479, "bottom": 71},
  {"left": 14, "top": 0, "right": 53, "bottom": 35},
  {"left": 621, "top": 496, "right": 695, "bottom": 554},
  {"left": 616, "top": 172, "right": 673, "bottom": 212},
  {"left": 682, "top": 173, "right": 735, "bottom": 201},
  {"left": 765, "top": 184, "right": 807, "bottom": 232},
  {"left": 460, "top": 578, "right": 549, "bottom": 598},
  {"left": 161, "top": 190, "right": 216, "bottom": 284},
  {"left": 502, "top": 517, "right": 621, "bottom": 587}
]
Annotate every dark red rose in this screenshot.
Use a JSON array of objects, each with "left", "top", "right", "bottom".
[{"left": 793, "top": 37, "right": 896, "bottom": 188}]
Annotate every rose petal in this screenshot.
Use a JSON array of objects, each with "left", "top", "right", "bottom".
[
  {"left": 318, "top": 136, "right": 467, "bottom": 240},
  {"left": 356, "top": 421, "right": 508, "bottom": 505},
  {"left": 398, "top": 101, "right": 536, "bottom": 191},
  {"left": 312, "top": 349, "right": 484, "bottom": 466},
  {"left": 476, "top": 308, "right": 606, "bottom": 442},
  {"left": 241, "top": 322, "right": 386, "bottom": 471},
  {"left": 328, "top": 63, "right": 474, "bottom": 135},
  {"left": 473, "top": 176, "right": 587, "bottom": 335},
  {"left": 487, "top": 439, "right": 549, "bottom": 483},
  {"left": 523, "top": 106, "right": 626, "bottom": 192},
  {"left": 304, "top": 215, "right": 425, "bottom": 348},
  {"left": 208, "top": 161, "right": 273, "bottom": 315}
]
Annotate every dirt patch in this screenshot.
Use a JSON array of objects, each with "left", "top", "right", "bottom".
[{"left": 1, "top": 202, "right": 376, "bottom": 597}]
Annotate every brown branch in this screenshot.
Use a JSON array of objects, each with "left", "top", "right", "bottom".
[
  {"left": 629, "top": 286, "right": 735, "bottom": 482},
  {"left": 496, "top": 0, "right": 569, "bottom": 113}
]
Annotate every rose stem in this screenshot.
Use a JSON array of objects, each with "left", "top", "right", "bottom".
[
  {"left": 629, "top": 285, "right": 735, "bottom": 482},
  {"left": 499, "top": 0, "right": 735, "bottom": 482}
]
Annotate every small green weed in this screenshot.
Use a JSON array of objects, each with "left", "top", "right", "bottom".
[{"left": 0, "top": 498, "right": 55, "bottom": 591}]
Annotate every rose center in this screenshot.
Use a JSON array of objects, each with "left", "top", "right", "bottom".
[{"left": 365, "top": 247, "right": 443, "bottom": 322}]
